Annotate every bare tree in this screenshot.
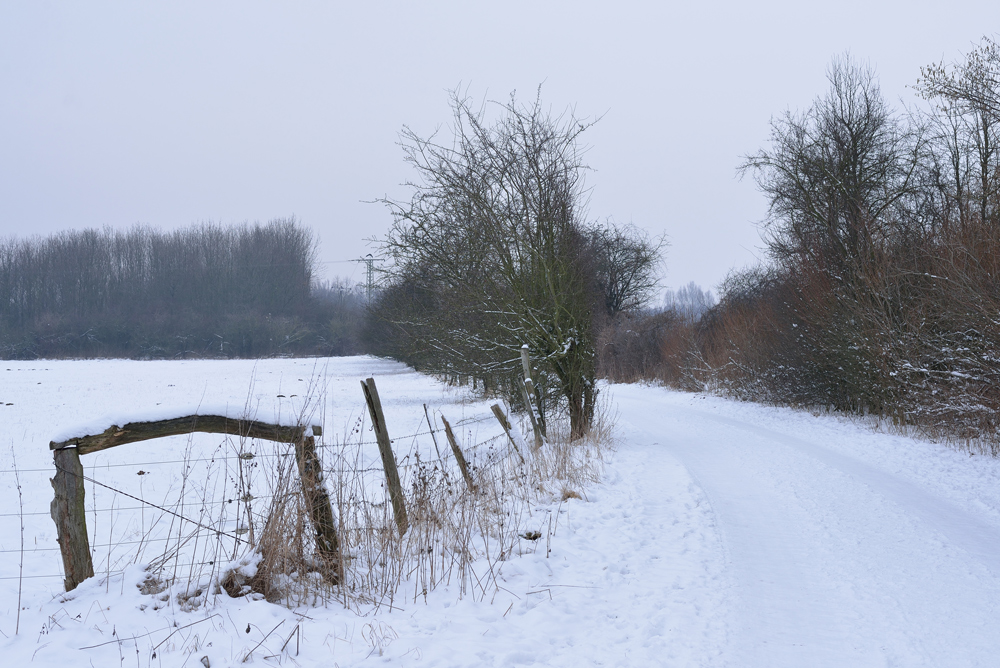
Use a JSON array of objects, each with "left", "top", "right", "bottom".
[
  {"left": 588, "top": 222, "right": 665, "bottom": 317},
  {"left": 918, "top": 36, "right": 1000, "bottom": 119},
  {"left": 917, "top": 36, "right": 1000, "bottom": 227},
  {"left": 378, "top": 88, "right": 600, "bottom": 437},
  {"left": 740, "top": 56, "right": 923, "bottom": 276},
  {"left": 663, "top": 281, "right": 715, "bottom": 321}
]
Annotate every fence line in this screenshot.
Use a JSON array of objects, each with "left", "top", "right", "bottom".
[{"left": 6, "top": 394, "right": 529, "bottom": 594}]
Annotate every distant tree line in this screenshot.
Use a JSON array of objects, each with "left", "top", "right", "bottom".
[
  {"left": 595, "top": 282, "right": 715, "bottom": 384},
  {"left": 0, "top": 219, "right": 366, "bottom": 359},
  {"left": 606, "top": 38, "right": 1000, "bottom": 447}
]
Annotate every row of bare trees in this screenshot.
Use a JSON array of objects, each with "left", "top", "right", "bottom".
[
  {"left": 367, "top": 89, "right": 662, "bottom": 438},
  {"left": 0, "top": 219, "right": 366, "bottom": 359},
  {"left": 610, "top": 38, "right": 1000, "bottom": 446}
]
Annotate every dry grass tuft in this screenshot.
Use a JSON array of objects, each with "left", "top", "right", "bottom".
[{"left": 561, "top": 488, "right": 583, "bottom": 502}]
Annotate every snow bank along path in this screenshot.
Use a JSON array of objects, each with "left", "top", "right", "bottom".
[{"left": 614, "top": 384, "right": 1000, "bottom": 667}]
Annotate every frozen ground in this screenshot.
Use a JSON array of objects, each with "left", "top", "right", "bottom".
[{"left": 3, "top": 358, "right": 1000, "bottom": 665}]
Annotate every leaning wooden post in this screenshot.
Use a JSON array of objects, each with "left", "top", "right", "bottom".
[
  {"left": 361, "top": 378, "right": 408, "bottom": 536},
  {"left": 520, "top": 345, "right": 535, "bottom": 396},
  {"left": 423, "top": 403, "right": 443, "bottom": 461},
  {"left": 491, "top": 403, "right": 526, "bottom": 465},
  {"left": 50, "top": 446, "right": 94, "bottom": 591},
  {"left": 520, "top": 345, "right": 546, "bottom": 444},
  {"left": 440, "top": 415, "right": 475, "bottom": 492},
  {"left": 292, "top": 425, "right": 340, "bottom": 581},
  {"left": 520, "top": 382, "right": 544, "bottom": 451}
]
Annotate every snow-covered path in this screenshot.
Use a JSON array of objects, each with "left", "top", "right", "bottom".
[{"left": 615, "top": 385, "right": 1000, "bottom": 666}]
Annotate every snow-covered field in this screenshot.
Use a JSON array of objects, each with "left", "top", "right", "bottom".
[{"left": 4, "top": 357, "right": 1000, "bottom": 666}]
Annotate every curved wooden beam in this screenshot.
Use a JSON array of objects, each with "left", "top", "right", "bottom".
[{"left": 50, "top": 415, "right": 306, "bottom": 455}]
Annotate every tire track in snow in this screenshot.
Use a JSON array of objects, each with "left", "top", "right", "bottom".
[
  {"left": 613, "top": 385, "right": 1000, "bottom": 667},
  {"left": 695, "top": 410, "right": 1000, "bottom": 577}
]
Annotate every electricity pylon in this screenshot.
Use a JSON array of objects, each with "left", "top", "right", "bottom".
[{"left": 354, "top": 254, "right": 385, "bottom": 302}]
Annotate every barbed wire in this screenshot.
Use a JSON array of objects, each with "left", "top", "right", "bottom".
[
  {"left": 0, "top": 568, "right": 133, "bottom": 582},
  {"left": 52, "top": 462, "right": 250, "bottom": 545},
  {"left": 0, "top": 466, "right": 60, "bottom": 475}
]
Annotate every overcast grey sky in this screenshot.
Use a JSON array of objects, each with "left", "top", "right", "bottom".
[{"left": 0, "top": 2, "right": 995, "bottom": 295}]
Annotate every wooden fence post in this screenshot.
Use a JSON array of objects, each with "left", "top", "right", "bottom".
[
  {"left": 520, "top": 345, "right": 536, "bottom": 401},
  {"left": 50, "top": 446, "right": 94, "bottom": 592},
  {"left": 440, "top": 415, "right": 475, "bottom": 493},
  {"left": 423, "top": 404, "right": 443, "bottom": 461},
  {"left": 520, "top": 345, "right": 545, "bottom": 446},
  {"left": 520, "top": 383, "right": 544, "bottom": 451},
  {"left": 361, "top": 378, "right": 408, "bottom": 536},
  {"left": 293, "top": 426, "right": 340, "bottom": 581},
  {"left": 491, "top": 403, "right": 526, "bottom": 465}
]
